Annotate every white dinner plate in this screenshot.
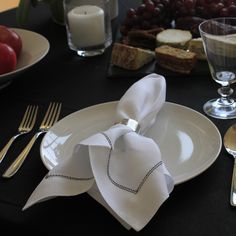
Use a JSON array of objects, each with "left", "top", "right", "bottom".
[
  {"left": 40, "top": 101, "right": 222, "bottom": 185},
  {"left": 0, "top": 28, "right": 50, "bottom": 88}
]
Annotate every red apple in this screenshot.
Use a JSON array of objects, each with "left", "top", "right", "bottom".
[
  {"left": 0, "top": 42, "right": 17, "bottom": 75},
  {"left": 0, "top": 25, "right": 22, "bottom": 57}
]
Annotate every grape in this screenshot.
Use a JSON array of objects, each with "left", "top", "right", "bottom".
[
  {"left": 153, "top": 7, "right": 162, "bottom": 16},
  {"left": 145, "top": 1, "right": 155, "bottom": 11},
  {"left": 176, "top": 0, "right": 184, "bottom": 8},
  {"left": 156, "top": 3, "right": 165, "bottom": 10},
  {"left": 210, "top": 2, "right": 224, "bottom": 15},
  {"left": 185, "top": 0, "right": 196, "bottom": 9},
  {"left": 220, "top": 7, "right": 229, "bottom": 16},
  {"left": 126, "top": 8, "right": 136, "bottom": 18},
  {"left": 136, "top": 4, "right": 146, "bottom": 15},
  {"left": 228, "top": 4, "right": 236, "bottom": 15}
]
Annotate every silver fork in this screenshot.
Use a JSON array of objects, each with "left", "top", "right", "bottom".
[
  {"left": 2, "top": 102, "right": 62, "bottom": 178},
  {"left": 0, "top": 105, "right": 38, "bottom": 164}
]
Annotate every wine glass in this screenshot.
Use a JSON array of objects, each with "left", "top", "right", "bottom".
[{"left": 199, "top": 17, "right": 236, "bottom": 119}]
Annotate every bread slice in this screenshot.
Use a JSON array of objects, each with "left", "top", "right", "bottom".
[
  {"left": 156, "top": 29, "right": 192, "bottom": 49},
  {"left": 111, "top": 43, "right": 155, "bottom": 70},
  {"left": 155, "top": 45, "right": 197, "bottom": 74},
  {"left": 188, "top": 38, "right": 206, "bottom": 60}
]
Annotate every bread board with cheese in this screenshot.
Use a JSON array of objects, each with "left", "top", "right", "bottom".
[{"left": 107, "top": 30, "right": 210, "bottom": 79}]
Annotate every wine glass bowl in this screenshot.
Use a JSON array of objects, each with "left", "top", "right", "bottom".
[{"left": 199, "top": 17, "right": 236, "bottom": 119}]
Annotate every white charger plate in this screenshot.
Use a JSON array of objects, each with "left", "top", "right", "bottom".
[
  {"left": 0, "top": 28, "right": 49, "bottom": 88},
  {"left": 40, "top": 101, "right": 222, "bottom": 185}
]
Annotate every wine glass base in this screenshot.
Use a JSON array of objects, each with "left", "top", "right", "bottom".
[{"left": 203, "top": 98, "right": 236, "bottom": 119}]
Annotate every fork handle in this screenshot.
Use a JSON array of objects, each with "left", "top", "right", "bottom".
[
  {"left": 231, "top": 158, "right": 236, "bottom": 206},
  {"left": 2, "top": 132, "right": 43, "bottom": 178},
  {"left": 0, "top": 137, "right": 16, "bottom": 164}
]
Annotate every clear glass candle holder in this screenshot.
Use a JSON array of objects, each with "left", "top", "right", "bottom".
[
  {"left": 110, "top": 0, "right": 118, "bottom": 20},
  {"left": 64, "top": 0, "right": 112, "bottom": 57}
]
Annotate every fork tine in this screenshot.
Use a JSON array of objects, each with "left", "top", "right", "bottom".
[
  {"left": 27, "top": 106, "right": 38, "bottom": 130},
  {"left": 20, "top": 106, "right": 38, "bottom": 130},
  {"left": 48, "top": 103, "right": 62, "bottom": 127},
  {"left": 44, "top": 102, "right": 57, "bottom": 127},
  {"left": 40, "top": 102, "right": 53, "bottom": 127},
  {"left": 41, "top": 102, "right": 61, "bottom": 128},
  {"left": 18, "top": 105, "right": 31, "bottom": 130},
  {"left": 53, "top": 103, "right": 62, "bottom": 125}
]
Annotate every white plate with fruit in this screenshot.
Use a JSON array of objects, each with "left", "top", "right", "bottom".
[{"left": 0, "top": 26, "right": 50, "bottom": 89}]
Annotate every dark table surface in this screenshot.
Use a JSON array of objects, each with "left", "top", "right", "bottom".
[{"left": 1, "top": 1, "right": 236, "bottom": 235}]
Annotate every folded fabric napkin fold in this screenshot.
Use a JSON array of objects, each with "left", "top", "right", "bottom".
[{"left": 23, "top": 73, "right": 174, "bottom": 231}]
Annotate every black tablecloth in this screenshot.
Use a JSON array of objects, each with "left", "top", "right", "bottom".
[{"left": 0, "top": 1, "right": 236, "bottom": 235}]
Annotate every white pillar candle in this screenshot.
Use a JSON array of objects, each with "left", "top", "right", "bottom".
[{"left": 67, "top": 5, "right": 105, "bottom": 48}]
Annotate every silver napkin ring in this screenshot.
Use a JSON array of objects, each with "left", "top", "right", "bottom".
[{"left": 119, "top": 119, "right": 140, "bottom": 133}]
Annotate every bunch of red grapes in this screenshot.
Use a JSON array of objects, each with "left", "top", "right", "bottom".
[
  {"left": 172, "top": 0, "right": 236, "bottom": 18},
  {"left": 120, "top": 0, "right": 236, "bottom": 36},
  {"left": 120, "top": 0, "right": 173, "bottom": 36}
]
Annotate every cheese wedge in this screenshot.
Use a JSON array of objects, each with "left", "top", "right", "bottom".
[
  {"left": 111, "top": 43, "right": 155, "bottom": 70},
  {"left": 156, "top": 29, "right": 192, "bottom": 49},
  {"left": 188, "top": 38, "right": 206, "bottom": 60}
]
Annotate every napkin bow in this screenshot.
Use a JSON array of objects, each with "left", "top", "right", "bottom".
[{"left": 23, "top": 73, "right": 174, "bottom": 231}]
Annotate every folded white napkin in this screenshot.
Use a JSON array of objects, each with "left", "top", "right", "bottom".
[{"left": 23, "top": 73, "right": 174, "bottom": 231}]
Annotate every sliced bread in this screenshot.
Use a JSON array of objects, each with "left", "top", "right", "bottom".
[{"left": 155, "top": 45, "right": 197, "bottom": 74}]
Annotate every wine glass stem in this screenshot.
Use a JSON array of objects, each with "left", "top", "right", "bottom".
[{"left": 218, "top": 85, "right": 234, "bottom": 105}]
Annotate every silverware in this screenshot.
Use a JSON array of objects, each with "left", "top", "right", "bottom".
[
  {"left": 224, "top": 124, "right": 236, "bottom": 206},
  {"left": 2, "top": 102, "right": 62, "bottom": 178},
  {"left": 0, "top": 105, "right": 38, "bottom": 164}
]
